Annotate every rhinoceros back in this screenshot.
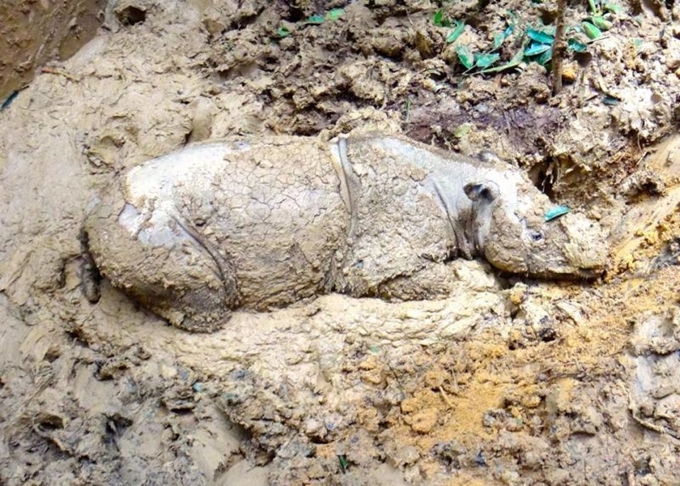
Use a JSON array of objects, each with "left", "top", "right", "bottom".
[
  {"left": 86, "top": 137, "right": 351, "bottom": 329},
  {"left": 191, "top": 137, "right": 351, "bottom": 308},
  {"left": 333, "top": 134, "right": 456, "bottom": 295}
]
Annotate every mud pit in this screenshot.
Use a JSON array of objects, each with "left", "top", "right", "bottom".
[{"left": 2, "top": 0, "right": 680, "bottom": 484}]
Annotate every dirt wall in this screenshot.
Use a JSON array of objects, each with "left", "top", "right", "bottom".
[{"left": 0, "top": 0, "right": 105, "bottom": 101}]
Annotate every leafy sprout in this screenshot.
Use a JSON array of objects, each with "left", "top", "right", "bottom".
[
  {"left": 493, "top": 25, "right": 514, "bottom": 49},
  {"left": 432, "top": 0, "right": 623, "bottom": 76},
  {"left": 325, "top": 8, "right": 345, "bottom": 21},
  {"left": 456, "top": 45, "right": 475, "bottom": 69},
  {"left": 338, "top": 455, "right": 349, "bottom": 473},
  {"left": 446, "top": 20, "right": 465, "bottom": 43},
  {"left": 273, "top": 8, "right": 345, "bottom": 40},
  {"left": 582, "top": 21, "right": 602, "bottom": 39},
  {"left": 588, "top": 0, "right": 623, "bottom": 15},
  {"left": 433, "top": 10, "right": 452, "bottom": 27},
  {"left": 304, "top": 14, "right": 325, "bottom": 25},
  {"left": 276, "top": 26, "right": 291, "bottom": 38}
]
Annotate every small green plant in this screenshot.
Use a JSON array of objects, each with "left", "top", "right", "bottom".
[
  {"left": 581, "top": 21, "right": 602, "bottom": 39},
  {"left": 274, "top": 8, "right": 345, "bottom": 40},
  {"left": 588, "top": 0, "right": 623, "bottom": 15},
  {"left": 583, "top": 0, "right": 620, "bottom": 38},
  {"left": 431, "top": 2, "right": 623, "bottom": 76},
  {"left": 433, "top": 10, "right": 453, "bottom": 27},
  {"left": 304, "top": 14, "right": 325, "bottom": 25},
  {"left": 338, "top": 455, "right": 349, "bottom": 473},
  {"left": 276, "top": 26, "right": 291, "bottom": 38},
  {"left": 446, "top": 20, "right": 465, "bottom": 43}
]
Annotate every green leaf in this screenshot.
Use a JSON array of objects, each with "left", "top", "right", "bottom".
[
  {"left": 433, "top": 10, "right": 451, "bottom": 27},
  {"left": 536, "top": 48, "right": 553, "bottom": 65},
  {"left": 603, "top": 3, "right": 624, "bottom": 13},
  {"left": 446, "top": 20, "right": 465, "bottom": 43},
  {"left": 276, "top": 26, "right": 291, "bottom": 38},
  {"left": 455, "top": 45, "right": 475, "bottom": 69},
  {"left": 475, "top": 52, "right": 500, "bottom": 68},
  {"left": 582, "top": 21, "right": 602, "bottom": 39},
  {"left": 545, "top": 205, "right": 570, "bottom": 222},
  {"left": 526, "top": 28, "right": 554, "bottom": 45},
  {"left": 591, "top": 16, "right": 612, "bottom": 30},
  {"left": 493, "top": 32, "right": 505, "bottom": 49},
  {"left": 478, "top": 41, "right": 527, "bottom": 74},
  {"left": 325, "top": 8, "right": 345, "bottom": 21},
  {"left": 338, "top": 455, "right": 349, "bottom": 473},
  {"left": 525, "top": 41, "right": 551, "bottom": 56},
  {"left": 434, "top": 10, "right": 443, "bottom": 26},
  {"left": 305, "top": 14, "right": 325, "bottom": 25},
  {"left": 602, "top": 95, "right": 621, "bottom": 105},
  {"left": 493, "top": 25, "right": 514, "bottom": 49},
  {"left": 453, "top": 123, "right": 472, "bottom": 138},
  {"left": 567, "top": 38, "right": 588, "bottom": 52}
]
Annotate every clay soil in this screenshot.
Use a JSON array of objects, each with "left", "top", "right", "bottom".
[
  {"left": 2, "top": 0, "right": 680, "bottom": 484},
  {"left": 0, "top": 0, "right": 106, "bottom": 101}
]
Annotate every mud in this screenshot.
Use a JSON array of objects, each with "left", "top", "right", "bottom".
[
  {"left": 1, "top": 0, "right": 680, "bottom": 484},
  {"left": 0, "top": 0, "right": 106, "bottom": 101}
]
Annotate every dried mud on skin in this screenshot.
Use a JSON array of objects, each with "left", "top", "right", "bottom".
[{"left": 1, "top": 0, "right": 680, "bottom": 484}]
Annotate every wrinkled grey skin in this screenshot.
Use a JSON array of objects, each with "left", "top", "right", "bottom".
[{"left": 84, "top": 133, "right": 607, "bottom": 332}]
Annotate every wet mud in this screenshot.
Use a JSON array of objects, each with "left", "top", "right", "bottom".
[{"left": 1, "top": 0, "right": 680, "bottom": 484}]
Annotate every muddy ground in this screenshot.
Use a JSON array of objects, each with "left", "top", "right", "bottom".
[
  {"left": 0, "top": 0, "right": 106, "bottom": 101},
  {"left": 1, "top": 0, "right": 680, "bottom": 484}
]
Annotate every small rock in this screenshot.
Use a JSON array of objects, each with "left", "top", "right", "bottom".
[
  {"left": 499, "top": 469, "right": 521, "bottom": 485},
  {"left": 415, "top": 31, "right": 434, "bottom": 59},
  {"left": 160, "top": 364, "right": 178, "bottom": 380},
  {"left": 411, "top": 408, "right": 439, "bottom": 433},
  {"left": 545, "top": 468, "right": 571, "bottom": 484},
  {"left": 400, "top": 397, "right": 419, "bottom": 414},
  {"left": 361, "top": 369, "right": 384, "bottom": 385},
  {"left": 422, "top": 78, "right": 441, "bottom": 93},
  {"left": 424, "top": 368, "right": 445, "bottom": 388},
  {"left": 507, "top": 283, "right": 528, "bottom": 307},
  {"left": 561, "top": 63, "right": 578, "bottom": 83},
  {"left": 393, "top": 445, "right": 420, "bottom": 466},
  {"left": 358, "top": 355, "right": 378, "bottom": 370}
]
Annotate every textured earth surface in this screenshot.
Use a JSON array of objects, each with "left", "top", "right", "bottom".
[
  {"left": 1, "top": 0, "right": 680, "bottom": 484},
  {"left": 0, "top": 0, "right": 106, "bottom": 101}
]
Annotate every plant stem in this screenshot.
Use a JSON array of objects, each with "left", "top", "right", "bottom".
[{"left": 552, "top": 0, "right": 568, "bottom": 95}]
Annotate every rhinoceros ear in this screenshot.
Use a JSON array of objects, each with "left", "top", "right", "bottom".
[
  {"left": 477, "top": 151, "right": 501, "bottom": 164},
  {"left": 464, "top": 182, "right": 499, "bottom": 202}
]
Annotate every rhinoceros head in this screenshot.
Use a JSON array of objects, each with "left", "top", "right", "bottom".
[{"left": 464, "top": 178, "right": 607, "bottom": 279}]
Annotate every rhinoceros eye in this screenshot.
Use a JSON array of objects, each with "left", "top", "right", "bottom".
[{"left": 530, "top": 230, "right": 544, "bottom": 242}]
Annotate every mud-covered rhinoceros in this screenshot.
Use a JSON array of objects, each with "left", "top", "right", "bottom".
[{"left": 83, "top": 132, "right": 606, "bottom": 332}]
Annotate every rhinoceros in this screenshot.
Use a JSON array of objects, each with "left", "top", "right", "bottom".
[{"left": 83, "top": 133, "right": 606, "bottom": 332}]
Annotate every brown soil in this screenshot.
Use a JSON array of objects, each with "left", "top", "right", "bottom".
[
  {"left": 1, "top": 0, "right": 680, "bottom": 484},
  {"left": 0, "top": 0, "right": 106, "bottom": 101}
]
